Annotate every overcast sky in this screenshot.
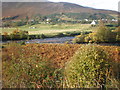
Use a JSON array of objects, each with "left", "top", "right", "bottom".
[
  {"left": 1, "top": 0, "right": 120, "bottom": 11},
  {"left": 49, "top": 0, "right": 119, "bottom": 11}
]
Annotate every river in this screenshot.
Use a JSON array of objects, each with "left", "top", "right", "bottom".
[
  {"left": 2, "top": 36, "right": 75, "bottom": 44},
  {"left": 1, "top": 36, "right": 120, "bottom": 46}
]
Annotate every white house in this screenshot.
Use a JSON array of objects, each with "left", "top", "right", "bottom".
[
  {"left": 112, "top": 19, "right": 118, "bottom": 22},
  {"left": 91, "top": 20, "right": 96, "bottom": 25},
  {"left": 46, "top": 18, "right": 51, "bottom": 24},
  {"left": 91, "top": 20, "right": 96, "bottom": 26},
  {"left": 29, "top": 27, "right": 36, "bottom": 29}
]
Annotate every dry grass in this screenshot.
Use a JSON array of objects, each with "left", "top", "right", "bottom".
[
  {"left": 2, "top": 43, "right": 120, "bottom": 68},
  {"left": 1, "top": 24, "right": 92, "bottom": 35},
  {"left": 2, "top": 43, "right": 120, "bottom": 88}
]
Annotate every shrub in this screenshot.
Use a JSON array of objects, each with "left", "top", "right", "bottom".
[
  {"left": 2, "top": 32, "right": 10, "bottom": 40},
  {"left": 9, "top": 33, "right": 15, "bottom": 40},
  {"left": 72, "top": 21, "right": 117, "bottom": 43},
  {"left": 2, "top": 21, "right": 12, "bottom": 27},
  {"left": 40, "top": 34, "right": 46, "bottom": 39},
  {"left": 35, "top": 34, "right": 46, "bottom": 39},
  {"left": 12, "top": 21, "right": 25, "bottom": 27},
  {"left": 35, "top": 35, "right": 39, "bottom": 39},
  {"left": 56, "top": 33, "right": 64, "bottom": 37},
  {"left": 3, "top": 32, "right": 8, "bottom": 36},
  {"left": 72, "top": 33, "right": 86, "bottom": 43},
  {"left": 9, "top": 30, "right": 28, "bottom": 40},
  {"left": 115, "top": 26, "right": 120, "bottom": 42},
  {"left": 64, "top": 44, "right": 117, "bottom": 88},
  {"left": 84, "top": 33, "right": 94, "bottom": 43},
  {"left": 18, "top": 31, "right": 28, "bottom": 39},
  {"left": 92, "top": 21, "right": 116, "bottom": 43},
  {"left": 19, "top": 41, "right": 26, "bottom": 45}
]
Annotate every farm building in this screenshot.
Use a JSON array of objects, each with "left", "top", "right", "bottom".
[{"left": 91, "top": 20, "right": 96, "bottom": 26}]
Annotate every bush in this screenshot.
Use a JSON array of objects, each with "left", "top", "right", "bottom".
[
  {"left": 94, "top": 23, "right": 115, "bottom": 42},
  {"left": 2, "top": 21, "right": 12, "bottom": 27},
  {"left": 12, "top": 21, "right": 26, "bottom": 27},
  {"left": 40, "top": 34, "right": 46, "bottom": 39},
  {"left": 115, "top": 26, "right": 120, "bottom": 42},
  {"left": 19, "top": 41, "right": 26, "bottom": 45},
  {"left": 35, "top": 34, "right": 46, "bottom": 39},
  {"left": 56, "top": 33, "right": 64, "bottom": 37},
  {"left": 72, "top": 21, "right": 117, "bottom": 43},
  {"left": 85, "top": 33, "right": 100, "bottom": 43},
  {"left": 9, "top": 30, "right": 28, "bottom": 40},
  {"left": 72, "top": 33, "right": 86, "bottom": 43},
  {"left": 64, "top": 44, "right": 117, "bottom": 88}
]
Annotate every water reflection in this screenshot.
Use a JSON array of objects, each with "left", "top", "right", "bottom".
[{"left": 2, "top": 36, "right": 75, "bottom": 44}]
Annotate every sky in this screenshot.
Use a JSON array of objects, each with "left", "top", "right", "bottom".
[
  {"left": 49, "top": 0, "right": 119, "bottom": 11},
  {"left": 1, "top": 0, "right": 120, "bottom": 11}
]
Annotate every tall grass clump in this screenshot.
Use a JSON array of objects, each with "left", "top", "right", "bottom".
[{"left": 64, "top": 44, "right": 119, "bottom": 88}]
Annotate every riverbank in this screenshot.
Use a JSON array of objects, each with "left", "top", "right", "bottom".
[
  {"left": 2, "top": 36, "right": 120, "bottom": 46},
  {"left": 2, "top": 31, "right": 85, "bottom": 41}
]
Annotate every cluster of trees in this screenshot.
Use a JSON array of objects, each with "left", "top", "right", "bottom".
[
  {"left": 2, "top": 15, "right": 19, "bottom": 21},
  {"left": 2, "top": 12, "right": 117, "bottom": 27},
  {"left": 2, "top": 21, "right": 28, "bottom": 27},
  {"left": 2, "top": 18, "right": 28, "bottom": 27},
  {"left": 2, "top": 15, "right": 48, "bottom": 27},
  {"left": 73, "top": 22, "right": 120, "bottom": 43},
  {"left": 47, "top": 13, "right": 115, "bottom": 21},
  {"left": 2, "top": 30, "right": 29, "bottom": 40},
  {"left": 45, "top": 13, "right": 117, "bottom": 24},
  {"left": 2, "top": 29, "right": 47, "bottom": 41}
]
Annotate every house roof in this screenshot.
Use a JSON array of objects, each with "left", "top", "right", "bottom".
[{"left": 91, "top": 20, "right": 96, "bottom": 25}]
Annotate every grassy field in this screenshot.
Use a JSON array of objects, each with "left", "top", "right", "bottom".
[{"left": 1, "top": 24, "right": 93, "bottom": 35}]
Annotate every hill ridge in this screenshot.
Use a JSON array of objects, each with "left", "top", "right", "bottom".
[{"left": 2, "top": 2, "right": 118, "bottom": 19}]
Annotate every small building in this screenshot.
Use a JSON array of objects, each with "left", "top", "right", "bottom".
[
  {"left": 29, "top": 27, "right": 36, "bottom": 29},
  {"left": 112, "top": 19, "right": 118, "bottom": 22},
  {"left": 84, "top": 19, "right": 89, "bottom": 21},
  {"left": 46, "top": 18, "right": 51, "bottom": 22},
  {"left": 46, "top": 18, "right": 51, "bottom": 24}
]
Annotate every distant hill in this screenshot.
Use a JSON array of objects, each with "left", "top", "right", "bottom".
[{"left": 2, "top": 2, "right": 118, "bottom": 20}]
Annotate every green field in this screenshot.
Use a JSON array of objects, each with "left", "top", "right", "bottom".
[{"left": 1, "top": 24, "right": 93, "bottom": 35}]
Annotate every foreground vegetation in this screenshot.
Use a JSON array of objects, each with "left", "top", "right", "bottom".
[
  {"left": 2, "top": 43, "right": 120, "bottom": 88},
  {"left": 64, "top": 45, "right": 119, "bottom": 88}
]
